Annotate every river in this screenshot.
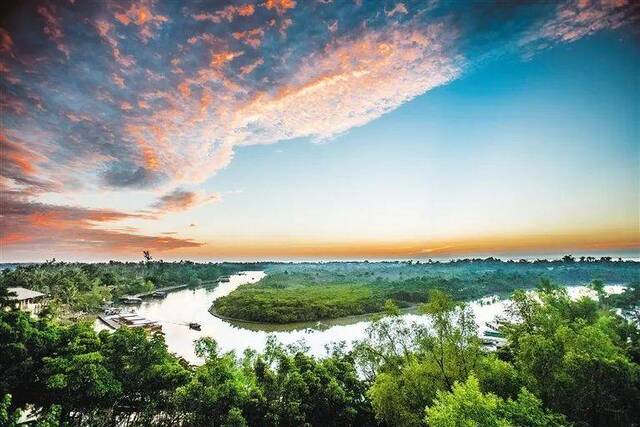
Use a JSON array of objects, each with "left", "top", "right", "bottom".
[{"left": 95, "top": 271, "right": 625, "bottom": 364}]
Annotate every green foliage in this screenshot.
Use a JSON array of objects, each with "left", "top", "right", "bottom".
[
  {"left": 368, "top": 361, "right": 443, "bottom": 427},
  {"left": 503, "top": 286, "right": 640, "bottom": 426},
  {"left": 0, "top": 394, "right": 20, "bottom": 427},
  {"left": 425, "top": 375, "right": 566, "bottom": 427}
]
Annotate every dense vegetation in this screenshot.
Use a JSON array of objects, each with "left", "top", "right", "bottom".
[
  {"left": 214, "top": 258, "right": 639, "bottom": 323},
  {"left": 1, "top": 280, "right": 638, "bottom": 426},
  {"left": 0, "top": 259, "right": 262, "bottom": 315}
]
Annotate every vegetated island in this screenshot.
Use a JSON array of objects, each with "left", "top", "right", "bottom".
[{"left": 212, "top": 257, "right": 640, "bottom": 323}]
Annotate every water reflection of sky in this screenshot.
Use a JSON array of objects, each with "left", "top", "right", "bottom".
[{"left": 95, "top": 273, "right": 627, "bottom": 365}]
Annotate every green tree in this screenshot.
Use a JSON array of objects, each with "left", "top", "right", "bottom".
[
  {"left": 503, "top": 285, "right": 640, "bottom": 426},
  {"left": 425, "top": 375, "right": 566, "bottom": 427}
]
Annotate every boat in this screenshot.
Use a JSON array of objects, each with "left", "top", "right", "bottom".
[
  {"left": 152, "top": 291, "right": 167, "bottom": 298},
  {"left": 485, "top": 321, "right": 499, "bottom": 330},
  {"left": 188, "top": 322, "right": 201, "bottom": 330},
  {"left": 121, "top": 296, "right": 143, "bottom": 305},
  {"left": 218, "top": 276, "right": 230, "bottom": 283},
  {"left": 103, "top": 307, "right": 122, "bottom": 315},
  {"left": 484, "top": 330, "right": 504, "bottom": 338}
]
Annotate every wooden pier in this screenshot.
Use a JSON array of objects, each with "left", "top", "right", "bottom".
[{"left": 98, "top": 314, "right": 121, "bottom": 330}]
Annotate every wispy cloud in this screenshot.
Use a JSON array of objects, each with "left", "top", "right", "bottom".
[
  {"left": 519, "top": 0, "right": 639, "bottom": 55},
  {"left": 152, "top": 188, "right": 220, "bottom": 212}
]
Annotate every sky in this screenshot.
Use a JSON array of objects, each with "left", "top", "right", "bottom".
[{"left": 0, "top": 0, "right": 639, "bottom": 262}]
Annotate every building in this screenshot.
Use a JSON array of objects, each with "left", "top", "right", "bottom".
[{"left": 8, "top": 287, "right": 47, "bottom": 314}]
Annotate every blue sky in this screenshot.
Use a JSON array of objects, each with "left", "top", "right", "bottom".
[{"left": 1, "top": 0, "right": 638, "bottom": 261}]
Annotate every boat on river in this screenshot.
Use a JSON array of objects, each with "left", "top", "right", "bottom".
[
  {"left": 121, "top": 296, "right": 143, "bottom": 305},
  {"left": 189, "top": 322, "right": 201, "bottom": 330},
  {"left": 484, "top": 329, "right": 504, "bottom": 338}
]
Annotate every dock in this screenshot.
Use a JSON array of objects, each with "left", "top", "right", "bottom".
[
  {"left": 98, "top": 313, "right": 162, "bottom": 332},
  {"left": 98, "top": 314, "right": 122, "bottom": 330}
]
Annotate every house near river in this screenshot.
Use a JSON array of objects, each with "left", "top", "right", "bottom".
[{"left": 7, "top": 287, "right": 47, "bottom": 314}]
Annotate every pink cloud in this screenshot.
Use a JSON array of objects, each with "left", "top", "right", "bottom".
[
  {"left": 95, "top": 20, "right": 136, "bottom": 68},
  {"left": 0, "top": 28, "right": 13, "bottom": 54},
  {"left": 386, "top": 3, "right": 408, "bottom": 17},
  {"left": 37, "top": 5, "right": 70, "bottom": 59}
]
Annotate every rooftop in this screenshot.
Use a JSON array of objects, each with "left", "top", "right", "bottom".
[{"left": 8, "top": 287, "right": 46, "bottom": 301}]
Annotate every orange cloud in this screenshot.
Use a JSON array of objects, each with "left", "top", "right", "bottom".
[
  {"left": 240, "top": 58, "right": 264, "bottom": 76},
  {"left": 232, "top": 28, "right": 265, "bottom": 48},
  {"left": 192, "top": 4, "right": 256, "bottom": 23},
  {"left": 265, "top": 0, "right": 296, "bottom": 15},
  {"left": 238, "top": 4, "right": 256, "bottom": 16},
  {"left": 210, "top": 50, "right": 244, "bottom": 68},
  {"left": 113, "top": 0, "right": 168, "bottom": 43}
]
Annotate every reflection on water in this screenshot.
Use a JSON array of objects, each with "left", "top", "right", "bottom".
[{"left": 96, "top": 271, "right": 627, "bottom": 365}]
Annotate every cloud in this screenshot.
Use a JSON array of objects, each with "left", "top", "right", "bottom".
[
  {"left": 0, "top": 192, "right": 201, "bottom": 253},
  {"left": 0, "top": 28, "right": 13, "bottom": 54},
  {"left": 37, "top": 4, "right": 70, "bottom": 59},
  {"left": 231, "top": 21, "right": 461, "bottom": 143},
  {"left": 240, "top": 58, "right": 264, "bottom": 76},
  {"left": 152, "top": 188, "right": 220, "bottom": 212},
  {"left": 233, "top": 28, "right": 265, "bottom": 48},
  {"left": 192, "top": 4, "right": 256, "bottom": 23},
  {"left": 113, "top": 0, "right": 169, "bottom": 43},
  {"left": 519, "top": 0, "right": 639, "bottom": 54},
  {"left": 264, "top": 0, "right": 297, "bottom": 15},
  {"left": 95, "top": 20, "right": 136, "bottom": 68},
  {"left": 386, "top": 3, "right": 408, "bottom": 17}
]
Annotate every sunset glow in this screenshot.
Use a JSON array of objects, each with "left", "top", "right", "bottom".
[{"left": 1, "top": 0, "right": 638, "bottom": 261}]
